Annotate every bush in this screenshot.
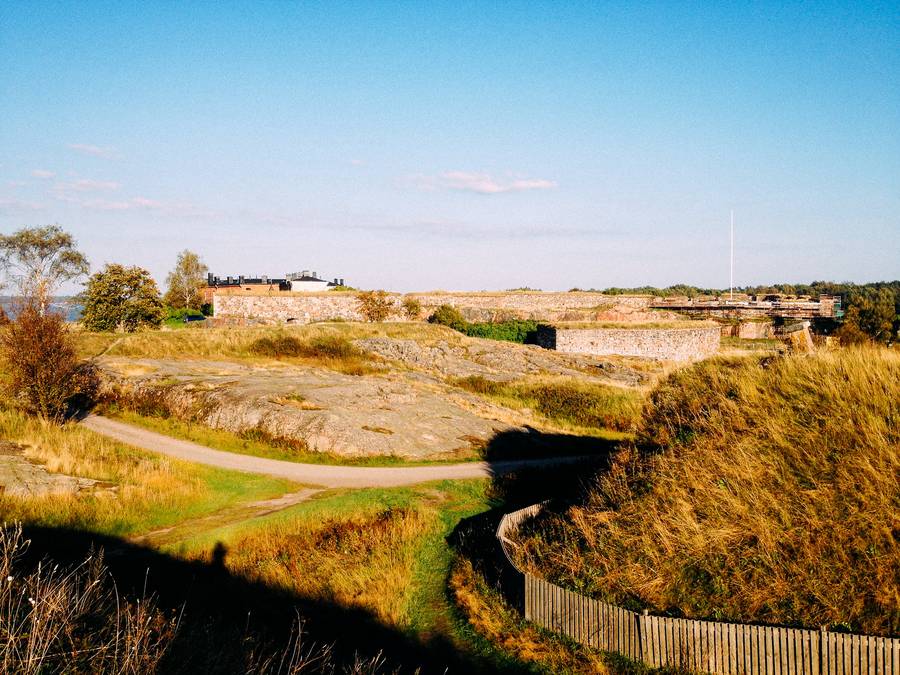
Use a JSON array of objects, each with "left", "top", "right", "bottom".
[
  {"left": 163, "top": 307, "right": 205, "bottom": 327},
  {"left": 401, "top": 297, "right": 422, "bottom": 320},
  {"left": 427, "top": 304, "right": 468, "bottom": 331},
  {"left": 428, "top": 306, "right": 539, "bottom": 343},
  {"left": 0, "top": 305, "right": 99, "bottom": 420},
  {"left": 356, "top": 290, "right": 394, "bottom": 322},
  {"left": 464, "top": 320, "right": 539, "bottom": 343}
]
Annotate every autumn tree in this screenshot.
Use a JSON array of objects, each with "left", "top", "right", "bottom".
[
  {"left": 81, "top": 264, "right": 165, "bottom": 332},
  {"left": 401, "top": 297, "right": 422, "bottom": 320},
  {"left": 0, "top": 225, "right": 89, "bottom": 311},
  {"left": 164, "top": 250, "right": 208, "bottom": 310},
  {"left": 356, "top": 290, "right": 394, "bottom": 322},
  {"left": 1, "top": 305, "right": 99, "bottom": 420}
]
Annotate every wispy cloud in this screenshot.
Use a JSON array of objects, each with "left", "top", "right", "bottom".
[
  {"left": 349, "top": 159, "right": 366, "bottom": 166},
  {"left": 67, "top": 143, "right": 117, "bottom": 159},
  {"left": 0, "top": 198, "right": 45, "bottom": 214},
  {"left": 56, "top": 178, "right": 121, "bottom": 192},
  {"left": 31, "top": 169, "right": 55, "bottom": 179},
  {"left": 343, "top": 217, "right": 599, "bottom": 239},
  {"left": 411, "top": 171, "right": 558, "bottom": 195},
  {"left": 75, "top": 195, "right": 215, "bottom": 218}
]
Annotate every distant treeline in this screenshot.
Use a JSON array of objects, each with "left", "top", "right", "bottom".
[{"left": 572, "top": 281, "right": 900, "bottom": 344}]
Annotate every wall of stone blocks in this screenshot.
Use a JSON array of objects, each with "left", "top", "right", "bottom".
[
  {"left": 213, "top": 291, "right": 659, "bottom": 324},
  {"left": 538, "top": 325, "right": 721, "bottom": 361},
  {"left": 213, "top": 293, "right": 403, "bottom": 324}
]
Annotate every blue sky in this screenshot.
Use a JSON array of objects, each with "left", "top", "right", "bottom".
[{"left": 1, "top": 1, "right": 898, "bottom": 292}]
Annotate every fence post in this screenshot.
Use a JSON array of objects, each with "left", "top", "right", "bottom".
[
  {"left": 820, "top": 626, "right": 827, "bottom": 675},
  {"left": 640, "top": 609, "right": 650, "bottom": 667}
]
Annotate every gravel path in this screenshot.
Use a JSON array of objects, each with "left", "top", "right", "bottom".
[{"left": 81, "top": 415, "right": 586, "bottom": 488}]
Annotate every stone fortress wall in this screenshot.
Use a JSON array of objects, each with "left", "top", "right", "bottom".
[
  {"left": 213, "top": 291, "right": 660, "bottom": 324},
  {"left": 537, "top": 324, "right": 721, "bottom": 362}
]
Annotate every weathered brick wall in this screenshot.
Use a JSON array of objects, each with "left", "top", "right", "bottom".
[
  {"left": 538, "top": 325, "right": 721, "bottom": 361},
  {"left": 213, "top": 291, "right": 659, "bottom": 324}
]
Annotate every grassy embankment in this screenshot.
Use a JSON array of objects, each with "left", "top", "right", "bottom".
[
  {"left": 516, "top": 347, "right": 900, "bottom": 637},
  {"left": 451, "top": 374, "right": 643, "bottom": 437},
  {"left": 75, "top": 321, "right": 466, "bottom": 363}
]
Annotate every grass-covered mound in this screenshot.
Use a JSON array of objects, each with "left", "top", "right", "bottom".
[{"left": 519, "top": 347, "right": 900, "bottom": 636}]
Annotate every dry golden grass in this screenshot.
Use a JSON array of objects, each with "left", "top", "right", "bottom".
[
  {"left": 519, "top": 347, "right": 900, "bottom": 636},
  {"left": 449, "top": 558, "right": 609, "bottom": 673},
  {"left": 210, "top": 506, "right": 434, "bottom": 626},
  {"left": 0, "top": 407, "right": 295, "bottom": 536},
  {"left": 451, "top": 375, "right": 643, "bottom": 434},
  {"left": 75, "top": 322, "right": 465, "bottom": 364}
]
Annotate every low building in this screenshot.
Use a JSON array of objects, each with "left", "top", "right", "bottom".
[{"left": 204, "top": 271, "right": 347, "bottom": 302}]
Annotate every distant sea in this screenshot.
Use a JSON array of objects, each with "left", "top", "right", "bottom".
[{"left": 0, "top": 297, "right": 83, "bottom": 322}]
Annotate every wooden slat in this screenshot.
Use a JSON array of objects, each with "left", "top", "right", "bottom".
[
  {"left": 844, "top": 632, "right": 853, "bottom": 675},
  {"left": 717, "top": 622, "right": 725, "bottom": 675}
]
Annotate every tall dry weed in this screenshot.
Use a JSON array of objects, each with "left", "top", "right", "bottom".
[{"left": 519, "top": 347, "right": 900, "bottom": 636}]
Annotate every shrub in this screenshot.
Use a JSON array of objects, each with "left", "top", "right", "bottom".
[
  {"left": 401, "top": 297, "right": 422, "bottom": 320},
  {"left": 356, "top": 290, "right": 394, "bottom": 322},
  {"left": 464, "top": 320, "right": 539, "bottom": 344},
  {"left": 427, "top": 304, "right": 468, "bottom": 331},
  {"left": 0, "top": 304, "right": 99, "bottom": 420}
]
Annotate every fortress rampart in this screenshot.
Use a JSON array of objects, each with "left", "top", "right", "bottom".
[
  {"left": 537, "top": 324, "right": 721, "bottom": 361},
  {"left": 213, "top": 291, "right": 659, "bottom": 324}
]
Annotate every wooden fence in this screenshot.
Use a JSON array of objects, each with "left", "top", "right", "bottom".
[{"left": 496, "top": 505, "right": 900, "bottom": 674}]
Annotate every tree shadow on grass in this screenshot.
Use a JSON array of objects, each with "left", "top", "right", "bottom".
[{"left": 18, "top": 525, "right": 511, "bottom": 674}]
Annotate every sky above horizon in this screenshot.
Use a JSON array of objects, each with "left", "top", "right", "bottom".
[{"left": 1, "top": 1, "right": 898, "bottom": 293}]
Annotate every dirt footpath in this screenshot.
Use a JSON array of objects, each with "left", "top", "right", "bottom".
[{"left": 80, "top": 415, "right": 590, "bottom": 488}]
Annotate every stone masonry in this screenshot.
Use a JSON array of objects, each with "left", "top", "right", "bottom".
[
  {"left": 213, "top": 291, "right": 659, "bottom": 324},
  {"left": 537, "top": 324, "right": 721, "bottom": 361}
]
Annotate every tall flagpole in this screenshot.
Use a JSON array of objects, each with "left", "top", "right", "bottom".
[{"left": 730, "top": 210, "right": 734, "bottom": 301}]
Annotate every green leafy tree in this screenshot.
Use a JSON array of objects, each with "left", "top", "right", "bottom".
[
  {"left": 0, "top": 225, "right": 89, "bottom": 310},
  {"left": 164, "top": 250, "right": 208, "bottom": 310},
  {"left": 837, "top": 288, "right": 897, "bottom": 344},
  {"left": 356, "top": 290, "right": 394, "bottom": 322},
  {"left": 81, "top": 264, "right": 165, "bottom": 332}
]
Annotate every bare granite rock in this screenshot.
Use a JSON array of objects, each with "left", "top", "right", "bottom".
[
  {"left": 354, "top": 337, "right": 647, "bottom": 386},
  {"left": 98, "top": 358, "right": 514, "bottom": 460},
  {"left": 0, "top": 442, "right": 101, "bottom": 496}
]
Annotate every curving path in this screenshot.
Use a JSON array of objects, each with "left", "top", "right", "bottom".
[{"left": 80, "top": 415, "right": 589, "bottom": 489}]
